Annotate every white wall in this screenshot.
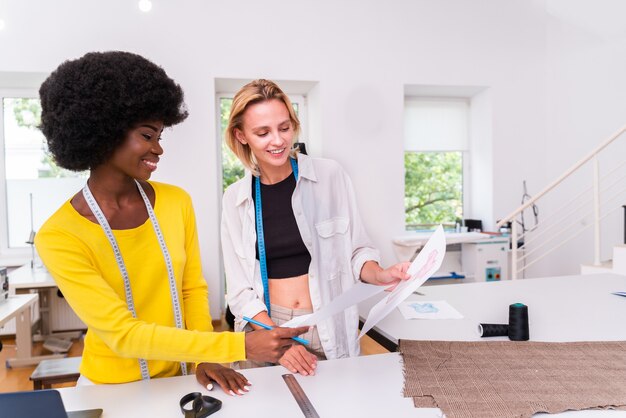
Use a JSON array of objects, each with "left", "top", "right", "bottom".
[
  {"left": 0, "top": 0, "right": 561, "bottom": 316},
  {"left": 536, "top": 0, "right": 626, "bottom": 276}
]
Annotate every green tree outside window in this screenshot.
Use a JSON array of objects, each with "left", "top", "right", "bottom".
[{"left": 405, "top": 151, "right": 463, "bottom": 230}]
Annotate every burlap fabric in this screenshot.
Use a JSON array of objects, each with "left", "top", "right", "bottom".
[{"left": 399, "top": 340, "right": 626, "bottom": 418}]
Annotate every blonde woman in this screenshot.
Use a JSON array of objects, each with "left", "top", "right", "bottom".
[{"left": 221, "top": 79, "right": 411, "bottom": 375}]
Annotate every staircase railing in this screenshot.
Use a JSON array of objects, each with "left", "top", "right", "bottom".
[
  {"left": 623, "top": 205, "right": 626, "bottom": 245},
  {"left": 496, "top": 124, "right": 626, "bottom": 279}
]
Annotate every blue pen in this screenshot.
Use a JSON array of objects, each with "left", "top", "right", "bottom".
[{"left": 243, "top": 316, "right": 310, "bottom": 345}]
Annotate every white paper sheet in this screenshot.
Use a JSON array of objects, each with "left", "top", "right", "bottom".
[
  {"left": 281, "top": 282, "right": 385, "bottom": 328},
  {"left": 358, "top": 225, "right": 446, "bottom": 339},
  {"left": 397, "top": 300, "right": 463, "bottom": 320}
]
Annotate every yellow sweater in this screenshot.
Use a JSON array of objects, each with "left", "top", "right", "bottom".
[{"left": 35, "top": 181, "right": 245, "bottom": 384}]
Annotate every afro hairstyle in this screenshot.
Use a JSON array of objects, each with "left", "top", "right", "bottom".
[{"left": 39, "top": 51, "right": 188, "bottom": 171}]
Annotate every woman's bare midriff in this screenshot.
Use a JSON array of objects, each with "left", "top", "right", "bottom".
[{"left": 268, "top": 274, "right": 312, "bottom": 310}]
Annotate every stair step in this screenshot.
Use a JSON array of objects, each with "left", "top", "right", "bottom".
[
  {"left": 613, "top": 244, "right": 626, "bottom": 275},
  {"left": 580, "top": 260, "right": 613, "bottom": 275}
]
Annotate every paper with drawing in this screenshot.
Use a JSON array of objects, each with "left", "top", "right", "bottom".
[
  {"left": 281, "top": 225, "right": 446, "bottom": 336},
  {"left": 358, "top": 225, "right": 446, "bottom": 338},
  {"left": 281, "top": 281, "right": 385, "bottom": 328},
  {"left": 397, "top": 300, "right": 463, "bottom": 320}
]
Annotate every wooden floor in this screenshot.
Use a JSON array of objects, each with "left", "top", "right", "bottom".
[
  {"left": 0, "top": 323, "right": 389, "bottom": 393},
  {"left": 0, "top": 336, "right": 84, "bottom": 393}
]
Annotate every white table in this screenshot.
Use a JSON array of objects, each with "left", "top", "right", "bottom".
[
  {"left": 8, "top": 264, "right": 57, "bottom": 291},
  {"left": 57, "top": 273, "right": 626, "bottom": 417},
  {"left": 8, "top": 264, "right": 84, "bottom": 339},
  {"left": 58, "top": 351, "right": 625, "bottom": 418},
  {"left": 59, "top": 353, "right": 437, "bottom": 418},
  {"left": 0, "top": 294, "right": 64, "bottom": 367},
  {"left": 359, "top": 273, "right": 626, "bottom": 348},
  {"left": 356, "top": 273, "right": 626, "bottom": 417}
]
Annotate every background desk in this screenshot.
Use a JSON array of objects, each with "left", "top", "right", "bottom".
[
  {"left": 0, "top": 294, "right": 64, "bottom": 367},
  {"left": 393, "top": 232, "right": 509, "bottom": 281},
  {"left": 392, "top": 231, "right": 490, "bottom": 261},
  {"left": 5, "top": 265, "right": 85, "bottom": 338},
  {"left": 359, "top": 273, "right": 626, "bottom": 351}
]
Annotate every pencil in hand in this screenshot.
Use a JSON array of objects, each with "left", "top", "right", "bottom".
[{"left": 243, "top": 316, "right": 310, "bottom": 345}]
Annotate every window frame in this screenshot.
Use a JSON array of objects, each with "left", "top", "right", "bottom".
[
  {"left": 403, "top": 96, "right": 471, "bottom": 231},
  {"left": 0, "top": 88, "right": 39, "bottom": 262}
]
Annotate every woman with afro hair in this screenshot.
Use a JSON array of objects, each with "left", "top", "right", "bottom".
[{"left": 35, "top": 51, "right": 307, "bottom": 392}]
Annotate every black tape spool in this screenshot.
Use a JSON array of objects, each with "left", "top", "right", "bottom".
[{"left": 479, "top": 303, "right": 529, "bottom": 341}]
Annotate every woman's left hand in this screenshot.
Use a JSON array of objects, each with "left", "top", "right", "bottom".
[
  {"left": 361, "top": 261, "right": 412, "bottom": 290},
  {"left": 374, "top": 261, "right": 412, "bottom": 290},
  {"left": 195, "top": 363, "right": 251, "bottom": 396}
]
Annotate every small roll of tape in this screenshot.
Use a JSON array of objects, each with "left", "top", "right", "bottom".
[{"left": 478, "top": 323, "right": 509, "bottom": 338}]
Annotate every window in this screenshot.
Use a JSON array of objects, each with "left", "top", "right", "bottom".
[
  {"left": 0, "top": 91, "right": 86, "bottom": 260},
  {"left": 217, "top": 94, "right": 306, "bottom": 192},
  {"left": 218, "top": 97, "right": 242, "bottom": 191},
  {"left": 404, "top": 97, "right": 469, "bottom": 230}
]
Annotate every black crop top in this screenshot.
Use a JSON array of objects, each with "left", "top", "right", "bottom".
[{"left": 252, "top": 173, "right": 312, "bottom": 279}]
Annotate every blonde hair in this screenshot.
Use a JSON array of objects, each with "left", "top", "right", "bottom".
[{"left": 225, "top": 79, "right": 301, "bottom": 176}]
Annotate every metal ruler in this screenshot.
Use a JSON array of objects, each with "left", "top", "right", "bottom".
[{"left": 282, "top": 374, "right": 320, "bottom": 418}]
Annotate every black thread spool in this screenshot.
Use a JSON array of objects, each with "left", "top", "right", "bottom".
[
  {"left": 508, "top": 303, "right": 529, "bottom": 341},
  {"left": 478, "top": 323, "right": 509, "bottom": 337},
  {"left": 479, "top": 303, "right": 529, "bottom": 340}
]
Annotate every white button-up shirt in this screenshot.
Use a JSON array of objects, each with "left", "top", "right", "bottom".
[{"left": 221, "top": 153, "right": 380, "bottom": 359}]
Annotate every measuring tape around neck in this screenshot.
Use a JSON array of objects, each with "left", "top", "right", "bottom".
[
  {"left": 82, "top": 180, "right": 187, "bottom": 380},
  {"left": 254, "top": 158, "right": 298, "bottom": 317}
]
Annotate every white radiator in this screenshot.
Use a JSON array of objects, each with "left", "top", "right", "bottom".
[{"left": 50, "top": 290, "right": 85, "bottom": 331}]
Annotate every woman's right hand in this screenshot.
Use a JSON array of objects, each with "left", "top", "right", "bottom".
[
  {"left": 279, "top": 344, "right": 317, "bottom": 376},
  {"left": 244, "top": 326, "right": 309, "bottom": 363}
]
